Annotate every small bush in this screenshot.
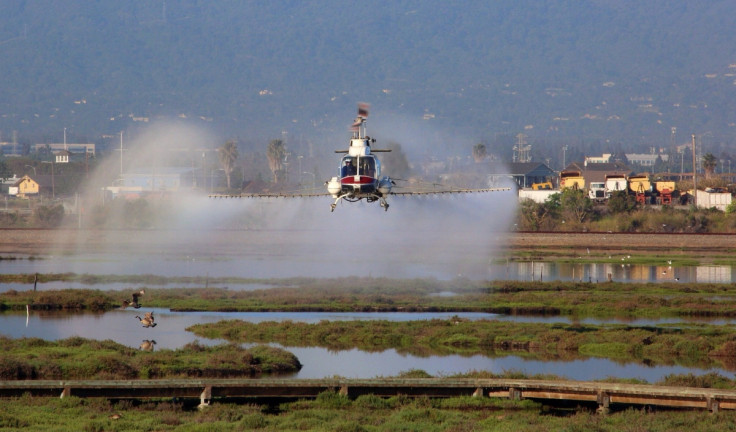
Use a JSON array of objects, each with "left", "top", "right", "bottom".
[
  {"left": 315, "top": 390, "right": 351, "bottom": 409},
  {"left": 240, "top": 412, "right": 268, "bottom": 429},
  {"left": 397, "top": 369, "right": 433, "bottom": 378},
  {"left": 34, "top": 204, "right": 65, "bottom": 228},
  {"left": 354, "top": 394, "right": 391, "bottom": 410},
  {"left": 658, "top": 372, "right": 733, "bottom": 389}
]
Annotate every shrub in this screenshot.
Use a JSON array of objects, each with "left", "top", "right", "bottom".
[
  {"left": 658, "top": 372, "right": 732, "bottom": 389},
  {"left": 726, "top": 200, "right": 736, "bottom": 215},
  {"left": 240, "top": 412, "right": 268, "bottom": 429},
  {"left": 315, "top": 390, "right": 351, "bottom": 409},
  {"left": 354, "top": 394, "right": 391, "bottom": 410},
  {"left": 33, "top": 204, "right": 65, "bottom": 227}
]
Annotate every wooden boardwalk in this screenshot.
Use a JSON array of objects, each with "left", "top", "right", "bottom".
[{"left": 2, "top": 378, "right": 735, "bottom": 412}]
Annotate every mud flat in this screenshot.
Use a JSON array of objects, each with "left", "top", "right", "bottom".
[{"left": 508, "top": 231, "right": 736, "bottom": 257}]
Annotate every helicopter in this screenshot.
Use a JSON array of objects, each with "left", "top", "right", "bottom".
[
  {"left": 325, "top": 103, "right": 395, "bottom": 211},
  {"left": 210, "top": 103, "right": 511, "bottom": 211}
]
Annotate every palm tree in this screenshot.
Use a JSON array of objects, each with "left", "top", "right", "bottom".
[
  {"left": 267, "top": 139, "right": 286, "bottom": 183},
  {"left": 702, "top": 153, "right": 717, "bottom": 179},
  {"left": 218, "top": 140, "right": 238, "bottom": 189}
]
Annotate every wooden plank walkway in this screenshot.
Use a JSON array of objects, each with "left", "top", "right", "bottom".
[{"left": 1, "top": 378, "right": 735, "bottom": 412}]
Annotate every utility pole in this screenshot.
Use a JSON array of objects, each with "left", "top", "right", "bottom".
[
  {"left": 691, "top": 134, "right": 697, "bottom": 207},
  {"left": 119, "top": 131, "right": 124, "bottom": 179}
]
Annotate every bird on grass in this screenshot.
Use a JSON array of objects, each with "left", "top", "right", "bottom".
[{"left": 140, "top": 340, "right": 157, "bottom": 351}]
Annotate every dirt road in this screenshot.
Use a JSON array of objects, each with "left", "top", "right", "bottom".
[{"left": 509, "top": 231, "right": 736, "bottom": 255}]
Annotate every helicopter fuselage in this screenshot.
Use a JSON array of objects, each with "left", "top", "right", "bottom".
[{"left": 326, "top": 135, "right": 393, "bottom": 211}]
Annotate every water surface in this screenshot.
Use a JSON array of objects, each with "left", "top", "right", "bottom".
[
  {"left": 2, "top": 309, "right": 733, "bottom": 382},
  {"left": 2, "top": 256, "right": 733, "bottom": 284}
]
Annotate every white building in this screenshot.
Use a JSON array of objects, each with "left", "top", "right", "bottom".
[
  {"left": 626, "top": 153, "right": 669, "bottom": 167},
  {"left": 584, "top": 154, "right": 612, "bottom": 164}
]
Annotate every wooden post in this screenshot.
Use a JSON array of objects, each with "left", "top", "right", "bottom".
[
  {"left": 199, "top": 385, "right": 212, "bottom": 408},
  {"left": 597, "top": 392, "right": 610, "bottom": 415},
  {"left": 509, "top": 388, "right": 521, "bottom": 400}
]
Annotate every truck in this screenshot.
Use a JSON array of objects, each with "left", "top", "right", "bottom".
[
  {"left": 588, "top": 182, "right": 606, "bottom": 201},
  {"left": 628, "top": 174, "right": 652, "bottom": 204},
  {"left": 560, "top": 170, "right": 585, "bottom": 190},
  {"left": 654, "top": 181, "right": 676, "bottom": 205},
  {"left": 531, "top": 182, "right": 554, "bottom": 190},
  {"left": 604, "top": 174, "right": 628, "bottom": 199}
]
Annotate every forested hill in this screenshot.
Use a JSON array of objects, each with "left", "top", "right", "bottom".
[{"left": 0, "top": 1, "right": 735, "bottom": 152}]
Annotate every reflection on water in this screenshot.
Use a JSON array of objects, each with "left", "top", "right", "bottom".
[
  {"left": 0, "top": 280, "right": 278, "bottom": 294},
  {"left": 2, "top": 238, "right": 734, "bottom": 382},
  {"left": 1, "top": 253, "right": 733, "bottom": 283},
  {"left": 0, "top": 250, "right": 490, "bottom": 280},
  {"left": 493, "top": 261, "right": 734, "bottom": 283},
  {"left": 287, "top": 347, "right": 729, "bottom": 382},
  {"left": 1, "top": 309, "right": 734, "bottom": 382}
]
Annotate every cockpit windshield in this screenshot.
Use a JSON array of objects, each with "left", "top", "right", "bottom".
[
  {"left": 359, "top": 156, "right": 376, "bottom": 178},
  {"left": 341, "top": 155, "right": 379, "bottom": 178}
]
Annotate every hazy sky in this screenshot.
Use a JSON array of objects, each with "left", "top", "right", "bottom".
[{"left": 1, "top": 1, "right": 734, "bottom": 149}]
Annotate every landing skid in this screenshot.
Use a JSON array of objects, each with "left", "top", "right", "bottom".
[
  {"left": 330, "top": 194, "right": 389, "bottom": 212},
  {"left": 331, "top": 194, "right": 349, "bottom": 212},
  {"left": 380, "top": 198, "right": 389, "bottom": 211}
]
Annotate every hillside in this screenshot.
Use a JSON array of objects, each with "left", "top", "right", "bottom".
[{"left": 0, "top": 1, "right": 735, "bottom": 158}]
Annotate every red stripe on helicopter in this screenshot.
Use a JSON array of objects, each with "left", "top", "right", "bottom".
[{"left": 341, "top": 176, "right": 376, "bottom": 185}]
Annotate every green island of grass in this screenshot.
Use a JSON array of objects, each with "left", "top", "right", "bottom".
[
  {"left": 187, "top": 318, "right": 736, "bottom": 372},
  {"left": 3, "top": 278, "right": 736, "bottom": 319},
  {"left": 0, "top": 337, "right": 301, "bottom": 380}
]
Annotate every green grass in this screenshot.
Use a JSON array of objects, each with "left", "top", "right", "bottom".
[
  {"left": 4, "top": 278, "right": 736, "bottom": 319},
  {"left": 0, "top": 337, "right": 301, "bottom": 380},
  {"left": 1, "top": 390, "right": 735, "bottom": 431},
  {"left": 186, "top": 318, "right": 736, "bottom": 372}
]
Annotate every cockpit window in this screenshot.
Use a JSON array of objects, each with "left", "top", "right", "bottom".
[{"left": 358, "top": 156, "right": 376, "bottom": 177}]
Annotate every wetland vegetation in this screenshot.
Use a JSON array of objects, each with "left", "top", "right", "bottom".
[
  {"left": 4, "top": 273, "right": 736, "bottom": 429},
  {"left": 0, "top": 336, "right": 301, "bottom": 380},
  {"left": 2, "top": 385, "right": 736, "bottom": 431},
  {"left": 4, "top": 278, "right": 736, "bottom": 319},
  {"left": 187, "top": 318, "right": 736, "bottom": 372}
]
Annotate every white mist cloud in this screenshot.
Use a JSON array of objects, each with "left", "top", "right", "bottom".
[{"left": 53, "top": 119, "right": 518, "bottom": 280}]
